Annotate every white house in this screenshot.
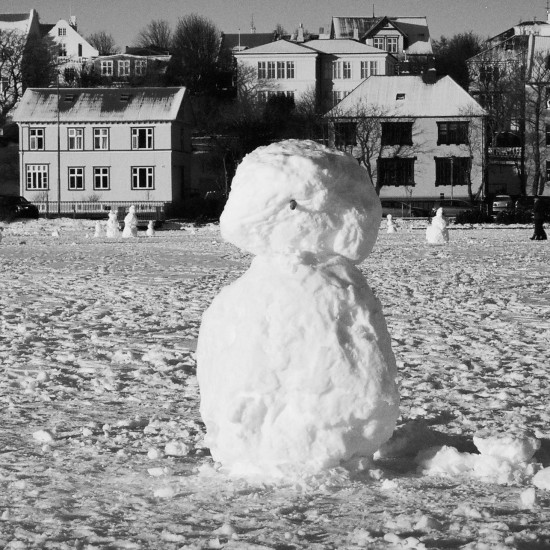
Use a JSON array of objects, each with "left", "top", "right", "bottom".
[
  {"left": 327, "top": 74, "right": 486, "bottom": 202},
  {"left": 12, "top": 87, "right": 193, "bottom": 216},
  {"left": 42, "top": 18, "right": 99, "bottom": 83},
  {"left": 234, "top": 38, "right": 395, "bottom": 109}
]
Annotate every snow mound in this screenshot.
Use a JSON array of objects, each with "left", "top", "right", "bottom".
[{"left": 220, "top": 139, "right": 382, "bottom": 263}]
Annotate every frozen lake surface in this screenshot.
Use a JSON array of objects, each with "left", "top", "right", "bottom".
[{"left": 0, "top": 218, "right": 549, "bottom": 549}]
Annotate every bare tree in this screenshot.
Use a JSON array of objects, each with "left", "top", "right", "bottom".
[
  {"left": 87, "top": 31, "right": 119, "bottom": 55},
  {"left": 170, "top": 14, "right": 221, "bottom": 94},
  {"left": 0, "top": 30, "right": 26, "bottom": 123},
  {"left": 134, "top": 20, "right": 172, "bottom": 52}
]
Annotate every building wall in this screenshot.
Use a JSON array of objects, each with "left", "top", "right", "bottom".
[
  {"left": 18, "top": 120, "right": 189, "bottom": 204},
  {"left": 236, "top": 53, "right": 318, "bottom": 102}
]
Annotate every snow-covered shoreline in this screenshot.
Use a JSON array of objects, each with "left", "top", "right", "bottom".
[{"left": 0, "top": 218, "right": 549, "bottom": 549}]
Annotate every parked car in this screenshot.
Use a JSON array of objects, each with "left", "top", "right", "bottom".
[
  {"left": 430, "top": 199, "right": 479, "bottom": 218},
  {"left": 381, "top": 200, "right": 429, "bottom": 218},
  {"left": 492, "top": 194, "right": 514, "bottom": 213},
  {"left": 0, "top": 195, "right": 40, "bottom": 221}
]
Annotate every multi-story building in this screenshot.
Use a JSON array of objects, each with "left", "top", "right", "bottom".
[
  {"left": 234, "top": 38, "right": 395, "bottom": 109},
  {"left": 326, "top": 74, "right": 486, "bottom": 203},
  {"left": 13, "top": 87, "right": 192, "bottom": 216}
]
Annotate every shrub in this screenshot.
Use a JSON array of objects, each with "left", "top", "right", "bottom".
[{"left": 454, "top": 209, "right": 493, "bottom": 224}]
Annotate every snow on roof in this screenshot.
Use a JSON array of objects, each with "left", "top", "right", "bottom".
[
  {"left": 327, "top": 75, "right": 486, "bottom": 118},
  {"left": 0, "top": 9, "right": 37, "bottom": 35},
  {"left": 305, "top": 38, "right": 391, "bottom": 55},
  {"left": 13, "top": 87, "right": 188, "bottom": 123},
  {"left": 233, "top": 39, "right": 317, "bottom": 56}
]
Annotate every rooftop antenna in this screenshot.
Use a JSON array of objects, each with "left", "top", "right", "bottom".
[
  {"left": 250, "top": 13, "right": 256, "bottom": 34},
  {"left": 373, "top": 3, "right": 375, "bottom": 17}
]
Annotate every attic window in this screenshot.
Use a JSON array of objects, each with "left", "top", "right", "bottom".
[
  {"left": 396, "top": 93, "right": 406, "bottom": 100},
  {"left": 120, "top": 93, "right": 132, "bottom": 102}
]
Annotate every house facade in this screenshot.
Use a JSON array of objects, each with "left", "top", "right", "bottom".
[
  {"left": 234, "top": 38, "right": 395, "bottom": 109},
  {"left": 327, "top": 74, "right": 486, "bottom": 203},
  {"left": 41, "top": 18, "right": 99, "bottom": 84},
  {"left": 12, "top": 87, "right": 192, "bottom": 215}
]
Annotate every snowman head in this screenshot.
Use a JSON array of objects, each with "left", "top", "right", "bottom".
[
  {"left": 129, "top": 205, "right": 136, "bottom": 214},
  {"left": 220, "top": 140, "right": 381, "bottom": 262},
  {"left": 436, "top": 207, "right": 444, "bottom": 218},
  {"left": 387, "top": 214, "right": 392, "bottom": 221}
]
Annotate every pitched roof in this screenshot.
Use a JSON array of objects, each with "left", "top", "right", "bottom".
[
  {"left": 0, "top": 13, "right": 29, "bottom": 22},
  {"left": 305, "top": 38, "right": 392, "bottom": 55},
  {"left": 13, "top": 87, "right": 188, "bottom": 123},
  {"left": 233, "top": 39, "right": 318, "bottom": 56},
  {"left": 327, "top": 75, "right": 485, "bottom": 118},
  {"left": 221, "top": 32, "right": 277, "bottom": 52}
]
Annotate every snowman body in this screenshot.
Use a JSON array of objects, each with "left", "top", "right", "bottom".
[
  {"left": 146, "top": 220, "right": 155, "bottom": 237},
  {"left": 105, "top": 210, "right": 120, "bottom": 238},
  {"left": 386, "top": 214, "right": 397, "bottom": 234},
  {"left": 93, "top": 221, "right": 104, "bottom": 238},
  {"left": 426, "top": 208, "right": 449, "bottom": 244},
  {"left": 197, "top": 140, "right": 399, "bottom": 478},
  {"left": 122, "top": 206, "right": 138, "bottom": 238}
]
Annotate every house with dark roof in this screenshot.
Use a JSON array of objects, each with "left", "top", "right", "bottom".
[
  {"left": 326, "top": 74, "right": 486, "bottom": 202},
  {"left": 330, "top": 16, "right": 433, "bottom": 73},
  {"left": 13, "top": 87, "right": 193, "bottom": 216}
]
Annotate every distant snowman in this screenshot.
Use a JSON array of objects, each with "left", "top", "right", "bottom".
[
  {"left": 51, "top": 228, "right": 60, "bottom": 238},
  {"left": 426, "top": 207, "right": 449, "bottom": 244},
  {"left": 386, "top": 214, "right": 398, "bottom": 233},
  {"left": 197, "top": 139, "right": 400, "bottom": 479},
  {"left": 122, "top": 205, "right": 138, "bottom": 238},
  {"left": 146, "top": 220, "right": 155, "bottom": 237},
  {"left": 93, "top": 220, "right": 104, "bottom": 238},
  {"left": 105, "top": 209, "right": 121, "bottom": 238}
]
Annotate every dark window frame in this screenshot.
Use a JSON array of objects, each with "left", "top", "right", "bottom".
[
  {"left": 437, "top": 121, "right": 469, "bottom": 145},
  {"left": 378, "top": 157, "right": 416, "bottom": 187},
  {"left": 131, "top": 166, "right": 155, "bottom": 190},
  {"left": 68, "top": 166, "right": 85, "bottom": 190},
  {"left": 334, "top": 122, "right": 357, "bottom": 147},
  {"left": 434, "top": 156, "right": 471, "bottom": 187},
  {"left": 381, "top": 121, "right": 413, "bottom": 146}
]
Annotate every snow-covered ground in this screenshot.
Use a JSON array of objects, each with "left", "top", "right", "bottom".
[{"left": 0, "top": 217, "right": 549, "bottom": 550}]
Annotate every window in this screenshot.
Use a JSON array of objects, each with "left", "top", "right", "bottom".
[
  {"left": 29, "top": 128, "right": 44, "bottom": 150},
  {"left": 257, "top": 61, "right": 266, "bottom": 79},
  {"left": 93, "top": 167, "right": 110, "bottom": 190},
  {"left": 277, "top": 61, "right": 285, "bottom": 79},
  {"left": 267, "top": 61, "right": 276, "bottom": 79},
  {"left": 381, "top": 122, "right": 413, "bottom": 146},
  {"left": 101, "top": 60, "right": 113, "bottom": 76},
  {"left": 547, "top": 161, "right": 550, "bottom": 182},
  {"left": 546, "top": 124, "right": 550, "bottom": 146},
  {"left": 396, "top": 93, "right": 405, "bottom": 100},
  {"left": 343, "top": 61, "right": 352, "bottom": 79},
  {"left": 332, "top": 90, "right": 348, "bottom": 106},
  {"left": 58, "top": 44, "right": 67, "bottom": 57},
  {"left": 135, "top": 59, "right": 147, "bottom": 76},
  {"left": 361, "top": 61, "right": 379, "bottom": 78},
  {"left": 373, "top": 37, "right": 384, "bottom": 49},
  {"left": 334, "top": 122, "right": 357, "bottom": 147},
  {"left": 93, "top": 128, "right": 109, "bottom": 150},
  {"left": 58, "top": 27, "right": 66, "bottom": 36},
  {"left": 286, "top": 61, "right": 295, "bottom": 79},
  {"left": 131, "top": 127, "right": 153, "bottom": 149},
  {"left": 387, "top": 37, "right": 399, "bottom": 53},
  {"left": 118, "top": 60, "right": 130, "bottom": 77},
  {"left": 378, "top": 158, "right": 415, "bottom": 186},
  {"left": 68, "top": 128, "right": 84, "bottom": 150},
  {"left": 26, "top": 165, "right": 49, "bottom": 190},
  {"left": 435, "top": 157, "right": 471, "bottom": 186},
  {"left": 437, "top": 121, "right": 469, "bottom": 145},
  {"left": 132, "top": 167, "right": 154, "bottom": 189},
  {"left": 68, "top": 167, "right": 84, "bottom": 190}
]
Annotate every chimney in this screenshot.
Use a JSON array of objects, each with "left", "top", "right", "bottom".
[
  {"left": 353, "top": 28, "right": 359, "bottom": 40},
  {"left": 297, "top": 22, "right": 305, "bottom": 42},
  {"left": 422, "top": 67, "right": 437, "bottom": 85},
  {"left": 69, "top": 15, "right": 77, "bottom": 30}
]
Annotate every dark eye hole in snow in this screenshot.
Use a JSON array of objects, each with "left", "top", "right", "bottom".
[{"left": 289, "top": 199, "right": 297, "bottom": 210}]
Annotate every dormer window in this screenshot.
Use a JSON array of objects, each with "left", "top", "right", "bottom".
[{"left": 396, "top": 93, "right": 406, "bottom": 100}]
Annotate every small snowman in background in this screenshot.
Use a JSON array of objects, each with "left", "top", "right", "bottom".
[
  {"left": 146, "top": 220, "right": 155, "bottom": 237},
  {"left": 93, "top": 220, "right": 104, "bottom": 238},
  {"left": 426, "top": 207, "right": 449, "bottom": 244},
  {"left": 51, "top": 228, "right": 60, "bottom": 238},
  {"left": 386, "top": 214, "right": 398, "bottom": 233},
  {"left": 105, "top": 209, "right": 120, "bottom": 238},
  {"left": 197, "top": 139, "right": 400, "bottom": 479},
  {"left": 122, "top": 205, "right": 138, "bottom": 238}
]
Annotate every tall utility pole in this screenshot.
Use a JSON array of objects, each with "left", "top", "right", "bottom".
[{"left": 57, "top": 72, "right": 61, "bottom": 214}]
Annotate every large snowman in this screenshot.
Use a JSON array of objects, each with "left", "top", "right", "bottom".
[{"left": 197, "top": 140, "right": 399, "bottom": 479}]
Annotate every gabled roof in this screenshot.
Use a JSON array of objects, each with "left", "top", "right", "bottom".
[
  {"left": 39, "top": 23, "right": 55, "bottom": 37},
  {"left": 221, "top": 32, "right": 277, "bottom": 52},
  {"left": 125, "top": 45, "right": 170, "bottom": 56},
  {"left": 305, "top": 38, "right": 392, "bottom": 55},
  {"left": 330, "top": 15, "right": 432, "bottom": 55},
  {"left": 233, "top": 39, "right": 318, "bottom": 56},
  {"left": 13, "top": 87, "right": 188, "bottom": 123},
  {"left": 0, "top": 9, "right": 40, "bottom": 37},
  {"left": 327, "top": 75, "right": 485, "bottom": 118}
]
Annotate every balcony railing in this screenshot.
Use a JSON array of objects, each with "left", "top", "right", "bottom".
[
  {"left": 34, "top": 200, "right": 169, "bottom": 220},
  {"left": 488, "top": 146, "right": 522, "bottom": 159}
]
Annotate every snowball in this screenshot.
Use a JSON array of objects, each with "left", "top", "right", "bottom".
[
  {"left": 220, "top": 140, "right": 382, "bottom": 262},
  {"left": 32, "top": 429, "right": 54, "bottom": 443},
  {"left": 473, "top": 431, "right": 540, "bottom": 464},
  {"left": 164, "top": 441, "right": 190, "bottom": 457},
  {"left": 426, "top": 208, "right": 449, "bottom": 244},
  {"left": 197, "top": 140, "right": 398, "bottom": 479},
  {"left": 519, "top": 487, "right": 537, "bottom": 508},
  {"left": 533, "top": 467, "right": 550, "bottom": 490}
]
